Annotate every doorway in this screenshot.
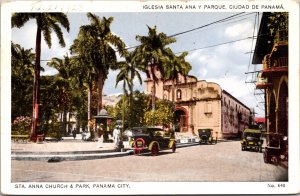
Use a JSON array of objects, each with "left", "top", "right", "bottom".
[{"left": 174, "top": 107, "right": 188, "bottom": 132}]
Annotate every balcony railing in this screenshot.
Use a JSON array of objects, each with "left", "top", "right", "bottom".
[
  {"left": 274, "top": 30, "right": 288, "bottom": 43},
  {"left": 262, "top": 44, "right": 288, "bottom": 70},
  {"left": 273, "top": 57, "right": 288, "bottom": 68},
  {"left": 263, "top": 55, "right": 271, "bottom": 69}
]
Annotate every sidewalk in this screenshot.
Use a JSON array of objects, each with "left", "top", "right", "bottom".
[
  {"left": 11, "top": 139, "right": 200, "bottom": 161},
  {"left": 12, "top": 139, "right": 131, "bottom": 152},
  {"left": 11, "top": 139, "right": 131, "bottom": 161}
]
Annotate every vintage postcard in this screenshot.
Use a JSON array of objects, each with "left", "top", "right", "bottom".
[{"left": 1, "top": 0, "right": 299, "bottom": 195}]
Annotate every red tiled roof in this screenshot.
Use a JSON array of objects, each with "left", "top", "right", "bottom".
[{"left": 255, "top": 117, "right": 265, "bottom": 123}]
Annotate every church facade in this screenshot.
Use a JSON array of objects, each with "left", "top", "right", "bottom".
[{"left": 145, "top": 69, "right": 253, "bottom": 139}]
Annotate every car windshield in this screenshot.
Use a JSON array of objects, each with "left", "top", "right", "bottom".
[
  {"left": 198, "top": 129, "right": 211, "bottom": 135},
  {"left": 248, "top": 125, "right": 260, "bottom": 129},
  {"left": 153, "top": 130, "right": 164, "bottom": 137},
  {"left": 244, "top": 132, "right": 261, "bottom": 138},
  {"left": 199, "top": 129, "right": 211, "bottom": 132},
  {"left": 132, "top": 128, "right": 150, "bottom": 136}
]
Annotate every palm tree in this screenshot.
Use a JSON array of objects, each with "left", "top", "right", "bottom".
[
  {"left": 76, "top": 13, "right": 126, "bottom": 115},
  {"left": 12, "top": 13, "right": 70, "bottom": 141},
  {"left": 115, "top": 52, "right": 142, "bottom": 128},
  {"left": 115, "top": 63, "right": 131, "bottom": 131},
  {"left": 47, "top": 56, "right": 73, "bottom": 136},
  {"left": 11, "top": 42, "right": 35, "bottom": 120},
  {"left": 70, "top": 30, "right": 99, "bottom": 136},
  {"left": 133, "top": 25, "right": 176, "bottom": 110},
  {"left": 47, "top": 56, "right": 71, "bottom": 78},
  {"left": 164, "top": 52, "right": 192, "bottom": 102}
]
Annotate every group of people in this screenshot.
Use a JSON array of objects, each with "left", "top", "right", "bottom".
[
  {"left": 97, "top": 124, "right": 121, "bottom": 149},
  {"left": 70, "top": 124, "right": 121, "bottom": 149}
]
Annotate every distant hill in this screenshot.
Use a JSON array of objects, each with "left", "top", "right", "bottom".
[{"left": 102, "top": 94, "right": 121, "bottom": 106}]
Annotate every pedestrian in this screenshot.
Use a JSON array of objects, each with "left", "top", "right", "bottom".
[
  {"left": 97, "top": 124, "right": 103, "bottom": 148},
  {"left": 72, "top": 128, "right": 76, "bottom": 139},
  {"left": 113, "top": 125, "right": 121, "bottom": 148},
  {"left": 82, "top": 129, "right": 87, "bottom": 141}
]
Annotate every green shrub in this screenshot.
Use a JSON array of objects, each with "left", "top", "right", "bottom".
[{"left": 11, "top": 116, "right": 31, "bottom": 135}]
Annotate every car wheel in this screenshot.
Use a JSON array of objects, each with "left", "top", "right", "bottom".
[
  {"left": 272, "top": 156, "right": 279, "bottom": 166},
  {"left": 172, "top": 143, "right": 176, "bottom": 153},
  {"left": 241, "top": 146, "right": 245, "bottom": 151},
  {"left": 151, "top": 143, "right": 159, "bottom": 156}
]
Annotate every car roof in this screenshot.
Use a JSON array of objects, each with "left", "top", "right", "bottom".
[
  {"left": 132, "top": 127, "right": 163, "bottom": 131},
  {"left": 198, "top": 128, "right": 212, "bottom": 131},
  {"left": 132, "top": 126, "right": 162, "bottom": 129}
]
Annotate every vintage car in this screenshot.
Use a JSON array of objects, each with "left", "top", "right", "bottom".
[
  {"left": 263, "top": 133, "right": 288, "bottom": 166},
  {"left": 241, "top": 126, "right": 263, "bottom": 152},
  {"left": 198, "top": 128, "right": 217, "bottom": 144},
  {"left": 131, "top": 127, "right": 176, "bottom": 156}
]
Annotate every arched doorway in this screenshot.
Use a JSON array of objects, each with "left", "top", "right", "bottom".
[
  {"left": 278, "top": 81, "right": 288, "bottom": 136},
  {"left": 269, "top": 93, "right": 276, "bottom": 133},
  {"left": 174, "top": 107, "right": 188, "bottom": 132}
]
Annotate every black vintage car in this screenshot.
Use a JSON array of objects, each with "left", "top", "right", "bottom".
[
  {"left": 263, "top": 133, "right": 288, "bottom": 166},
  {"left": 241, "top": 126, "right": 263, "bottom": 152},
  {"left": 131, "top": 127, "right": 176, "bottom": 156},
  {"left": 198, "top": 128, "right": 217, "bottom": 144}
]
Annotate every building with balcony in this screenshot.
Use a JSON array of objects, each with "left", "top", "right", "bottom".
[
  {"left": 145, "top": 68, "right": 252, "bottom": 139},
  {"left": 253, "top": 12, "right": 288, "bottom": 138}
]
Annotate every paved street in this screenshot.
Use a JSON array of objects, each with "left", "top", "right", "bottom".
[{"left": 11, "top": 141, "right": 287, "bottom": 182}]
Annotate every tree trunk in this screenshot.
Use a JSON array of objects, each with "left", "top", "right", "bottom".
[
  {"left": 63, "top": 111, "right": 67, "bottom": 136},
  {"left": 150, "top": 64, "right": 156, "bottom": 111},
  {"left": 60, "top": 113, "right": 63, "bottom": 138},
  {"left": 97, "top": 70, "right": 104, "bottom": 114},
  {"left": 129, "top": 66, "right": 134, "bottom": 128},
  {"left": 122, "top": 85, "right": 126, "bottom": 134},
  {"left": 31, "top": 23, "right": 42, "bottom": 141},
  {"left": 88, "top": 82, "right": 93, "bottom": 132}
]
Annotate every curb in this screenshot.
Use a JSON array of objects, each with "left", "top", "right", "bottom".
[
  {"left": 12, "top": 149, "right": 120, "bottom": 155},
  {"left": 176, "top": 142, "right": 200, "bottom": 148},
  {"left": 12, "top": 142, "right": 200, "bottom": 161},
  {"left": 11, "top": 150, "right": 134, "bottom": 161}
]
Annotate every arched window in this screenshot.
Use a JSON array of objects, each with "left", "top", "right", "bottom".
[
  {"left": 163, "top": 94, "right": 167, "bottom": 100},
  {"left": 176, "top": 89, "right": 182, "bottom": 100}
]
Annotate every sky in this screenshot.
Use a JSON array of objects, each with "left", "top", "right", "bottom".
[{"left": 11, "top": 12, "right": 265, "bottom": 117}]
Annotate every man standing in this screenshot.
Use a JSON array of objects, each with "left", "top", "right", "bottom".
[
  {"left": 113, "top": 126, "right": 121, "bottom": 149},
  {"left": 72, "top": 128, "right": 76, "bottom": 139}
]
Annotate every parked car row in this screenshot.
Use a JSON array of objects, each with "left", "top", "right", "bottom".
[
  {"left": 128, "top": 125, "right": 287, "bottom": 169},
  {"left": 128, "top": 127, "right": 219, "bottom": 156}
]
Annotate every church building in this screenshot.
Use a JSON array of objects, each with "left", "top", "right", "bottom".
[{"left": 145, "top": 67, "right": 253, "bottom": 139}]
